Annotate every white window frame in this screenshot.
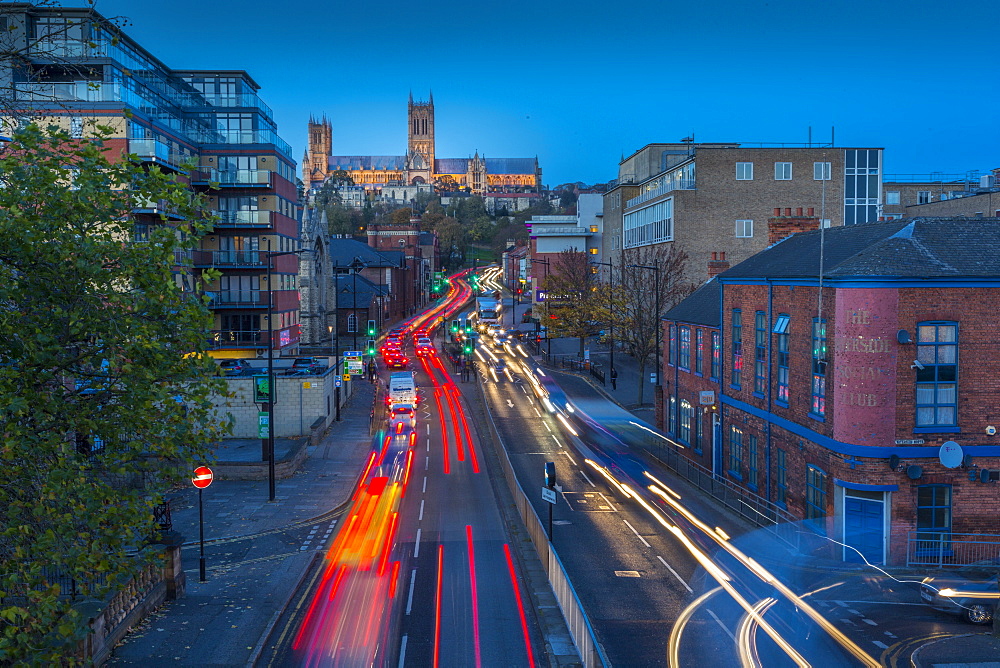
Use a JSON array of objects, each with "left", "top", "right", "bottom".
[
  {"left": 918, "top": 191, "right": 931, "bottom": 204},
  {"left": 774, "top": 162, "right": 792, "bottom": 180},
  {"left": 885, "top": 191, "right": 900, "bottom": 205},
  {"left": 813, "top": 162, "right": 831, "bottom": 180},
  {"left": 735, "top": 219, "right": 754, "bottom": 238},
  {"left": 736, "top": 162, "right": 753, "bottom": 181}
]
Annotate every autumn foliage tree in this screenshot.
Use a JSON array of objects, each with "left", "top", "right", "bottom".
[
  {"left": 0, "top": 124, "right": 228, "bottom": 662},
  {"left": 542, "top": 249, "right": 603, "bottom": 356}
]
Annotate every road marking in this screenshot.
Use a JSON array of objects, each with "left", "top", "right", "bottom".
[
  {"left": 426, "top": 423, "right": 431, "bottom": 435},
  {"left": 414, "top": 528, "right": 422, "bottom": 559},
  {"left": 398, "top": 634, "right": 408, "bottom": 668},
  {"left": 884, "top": 631, "right": 897, "bottom": 638},
  {"left": 560, "top": 450, "right": 577, "bottom": 465},
  {"left": 622, "top": 519, "right": 651, "bottom": 547},
  {"left": 405, "top": 569, "right": 417, "bottom": 615},
  {"left": 426, "top": 439, "right": 430, "bottom": 452},
  {"left": 840, "top": 618, "right": 855, "bottom": 625},
  {"left": 847, "top": 607, "right": 861, "bottom": 615},
  {"left": 419, "top": 499, "right": 425, "bottom": 521},
  {"left": 657, "top": 555, "right": 693, "bottom": 593},
  {"left": 526, "top": 396, "right": 533, "bottom": 404},
  {"left": 520, "top": 385, "right": 527, "bottom": 394},
  {"left": 862, "top": 618, "right": 877, "bottom": 626},
  {"left": 533, "top": 407, "right": 542, "bottom": 417},
  {"left": 872, "top": 640, "right": 888, "bottom": 649},
  {"left": 543, "top": 422, "right": 552, "bottom": 432},
  {"left": 707, "top": 609, "right": 736, "bottom": 641},
  {"left": 425, "top": 455, "right": 429, "bottom": 470},
  {"left": 551, "top": 434, "right": 562, "bottom": 447},
  {"left": 422, "top": 476, "right": 427, "bottom": 493},
  {"left": 579, "top": 470, "right": 596, "bottom": 487},
  {"left": 615, "top": 570, "right": 640, "bottom": 577},
  {"left": 507, "top": 399, "right": 514, "bottom": 408}
]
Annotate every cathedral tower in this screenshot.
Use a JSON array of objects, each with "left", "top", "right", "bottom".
[
  {"left": 407, "top": 92, "right": 435, "bottom": 185},
  {"left": 305, "top": 115, "right": 332, "bottom": 189}
]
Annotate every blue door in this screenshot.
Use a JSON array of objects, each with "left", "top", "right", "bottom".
[{"left": 844, "top": 496, "right": 884, "bottom": 564}]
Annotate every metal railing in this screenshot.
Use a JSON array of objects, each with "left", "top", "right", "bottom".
[
  {"left": 209, "top": 330, "right": 267, "bottom": 348},
  {"left": 626, "top": 178, "right": 695, "bottom": 208},
  {"left": 193, "top": 168, "right": 273, "bottom": 187},
  {"left": 906, "top": 532, "right": 1000, "bottom": 568},
  {"left": 192, "top": 250, "right": 265, "bottom": 267},
  {"left": 212, "top": 209, "right": 272, "bottom": 227},
  {"left": 211, "top": 291, "right": 264, "bottom": 307}
]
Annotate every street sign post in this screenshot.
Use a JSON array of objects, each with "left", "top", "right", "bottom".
[
  {"left": 257, "top": 411, "right": 269, "bottom": 439},
  {"left": 252, "top": 374, "right": 272, "bottom": 404},
  {"left": 541, "top": 487, "right": 557, "bottom": 504},
  {"left": 544, "top": 462, "right": 556, "bottom": 540},
  {"left": 191, "top": 466, "right": 213, "bottom": 582}
]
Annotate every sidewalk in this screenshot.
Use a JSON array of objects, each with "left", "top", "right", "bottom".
[
  {"left": 108, "top": 381, "right": 377, "bottom": 666},
  {"left": 911, "top": 633, "right": 1000, "bottom": 667}
]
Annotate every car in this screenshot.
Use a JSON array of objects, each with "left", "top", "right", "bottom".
[
  {"left": 414, "top": 337, "right": 434, "bottom": 356},
  {"left": 920, "top": 558, "right": 1000, "bottom": 624},
  {"left": 384, "top": 355, "right": 410, "bottom": 370},
  {"left": 389, "top": 403, "right": 417, "bottom": 428},
  {"left": 217, "top": 359, "right": 251, "bottom": 376},
  {"left": 291, "top": 357, "right": 326, "bottom": 374}
]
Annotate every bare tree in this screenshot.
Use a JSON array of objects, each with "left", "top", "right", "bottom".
[
  {"left": 542, "top": 249, "right": 601, "bottom": 356},
  {"left": 611, "top": 244, "right": 695, "bottom": 405}
]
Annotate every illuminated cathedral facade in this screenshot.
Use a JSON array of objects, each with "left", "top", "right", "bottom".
[{"left": 303, "top": 93, "right": 542, "bottom": 196}]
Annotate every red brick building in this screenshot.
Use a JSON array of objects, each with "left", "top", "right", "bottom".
[{"left": 664, "top": 217, "right": 1000, "bottom": 565}]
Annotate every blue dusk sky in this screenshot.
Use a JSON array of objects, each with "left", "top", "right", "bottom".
[{"left": 83, "top": 0, "right": 998, "bottom": 187}]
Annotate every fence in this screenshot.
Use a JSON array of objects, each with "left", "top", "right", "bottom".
[
  {"left": 474, "top": 377, "right": 608, "bottom": 667},
  {"left": 906, "top": 532, "right": 1000, "bottom": 568}
]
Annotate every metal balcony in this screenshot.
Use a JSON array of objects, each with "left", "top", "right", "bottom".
[
  {"left": 212, "top": 210, "right": 273, "bottom": 228},
  {"left": 192, "top": 250, "right": 265, "bottom": 268}
]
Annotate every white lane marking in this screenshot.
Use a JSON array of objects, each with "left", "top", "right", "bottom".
[
  {"left": 526, "top": 396, "right": 533, "bottom": 405},
  {"left": 507, "top": 399, "right": 514, "bottom": 408},
  {"left": 405, "top": 569, "right": 417, "bottom": 615},
  {"left": 839, "top": 618, "right": 855, "bottom": 625},
  {"left": 398, "top": 635, "right": 408, "bottom": 668},
  {"left": 426, "top": 439, "right": 430, "bottom": 452},
  {"left": 579, "top": 470, "right": 596, "bottom": 487},
  {"left": 846, "top": 607, "right": 861, "bottom": 615},
  {"left": 622, "top": 519, "right": 651, "bottom": 547},
  {"left": 884, "top": 631, "right": 896, "bottom": 638},
  {"left": 426, "top": 424, "right": 430, "bottom": 435},
  {"left": 657, "top": 555, "right": 693, "bottom": 593},
  {"left": 422, "top": 476, "right": 427, "bottom": 493},
  {"left": 834, "top": 600, "right": 846, "bottom": 607},
  {"left": 560, "top": 450, "right": 577, "bottom": 465},
  {"left": 520, "top": 385, "right": 528, "bottom": 394},
  {"left": 862, "top": 618, "right": 877, "bottom": 626},
  {"left": 419, "top": 499, "right": 425, "bottom": 521},
  {"left": 413, "top": 529, "right": 422, "bottom": 559},
  {"left": 533, "top": 407, "right": 542, "bottom": 417},
  {"left": 872, "top": 640, "right": 888, "bottom": 650},
  {"left": 707, "top": 609, "right": 736, "bottom": 641},
  {"left": 551, "top": 435, "right": 562, "bottom": 447},
  {"left": 543, "top": 422, "right": 552, "bottom": 432},
  {"left": 425, "top": 456, "right": 429, "bottom": 470}
]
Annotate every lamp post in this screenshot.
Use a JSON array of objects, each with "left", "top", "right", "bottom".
[
  {"left": 263, "top": 240, "right": 313, "bottom": 503},
  {"left": 328, "top": 323, "right": 340, "bottom": 422},
  {"left": 530, "top": 258, "right": 551, "bottom": 355},
  {"left": 590, "top": 258, "right": 615, "bottom": 384},
  {"left": 349, "top": 256, "right": 366, "bottom": 351},
  {"left": 629, "top": 259, "right": 662, "bottom": 386}
]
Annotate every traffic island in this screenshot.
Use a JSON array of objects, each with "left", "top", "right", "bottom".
[{"left": 910, "top": 632, "right": 1000, "bottom": 667}]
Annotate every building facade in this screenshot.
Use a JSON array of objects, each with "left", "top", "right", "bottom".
[
  {"left": 527, "top": 193, "right": 604, "bottom": 304},
  {"left": 3, "top": 4, "right": 302, "bottom": 360},
  {"left": 602, "top": 142, "right": 883, "bottom": 286},
  {"left": 303, "top": 94, "right": 543, "bottom": 196},
  {"left": 664, "top": 218, "right": 1000, "bottom": 566}
]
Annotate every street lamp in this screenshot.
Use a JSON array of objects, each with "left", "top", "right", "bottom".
[
  {"left": 328, "top": 323, "right": 340, "bottom": 422},
  {"left": 529, "top": 258, "right": 551, "bottom": 355},
  {"left": 590, "top": 258, "right": 615, "bottom": 385},
  {"left": 262, "top": 239, "right": 314, "bottom": 503},
  {"left": 349, "top": 256, "right": 367, "bottom": 351},
  {"left": 628, "top": 259, "right": 661, "bottom": 386}
]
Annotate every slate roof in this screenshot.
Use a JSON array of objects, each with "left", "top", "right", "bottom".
[
  {"left": 334, "top": 275, "right": 388, "bottom": 309},
  {"left": 719, "top": 218, "right": 1000, "bottom": 281},
  {"left": 328, "top": 238, "right": 402, "bottom": 269},
  {"left": 664, "top": 278, "right": 721, "bottom": 327},
  {"left": 434, "top": 158, "right": 469, "bottom": 174},
  {"left": 434, "top": 157, "right": 537, "bottom": 175},
  {"left": 329, "top": 155, "right": 406, "bottom": 171}
]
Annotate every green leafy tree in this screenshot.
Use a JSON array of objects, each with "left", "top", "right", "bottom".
[
  {"left": 541, "top": 249, "right": 602, "bottom": 356},
  {"left": 0, "top": 123, "right": 228, "bottom": 662}
]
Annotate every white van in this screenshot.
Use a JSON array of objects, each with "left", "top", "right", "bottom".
[{"left": 387, "top": 371, "right": 418, "bottom": 407}]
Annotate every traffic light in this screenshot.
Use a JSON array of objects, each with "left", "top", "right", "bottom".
[
  {"left": 367, "top": 319, "right": 377, "bottom": 337},
  {"left": 451, "top": 320, "right": 459, "bottom": 333},
  {"left": 463, "top": 342, "right": 472, "bottom": 354},
  {"left": 366, "top": 339, "right": 376, "bottom": 356}
]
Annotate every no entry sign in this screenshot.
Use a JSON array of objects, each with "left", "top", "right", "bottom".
[{"left": 192, "top": 466, "right": 214, "bottom": 489}]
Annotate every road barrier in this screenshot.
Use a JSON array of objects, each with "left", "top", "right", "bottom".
[{"left": 473, "top": 377, "right": 608, "bottom": 668}]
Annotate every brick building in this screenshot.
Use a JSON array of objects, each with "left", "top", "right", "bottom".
[
  {"left": 602, "top": 142, "right": 883, "bottom": 286},
  {"left": 663, "top": 217, "right": 1000, "bottom": 566}
]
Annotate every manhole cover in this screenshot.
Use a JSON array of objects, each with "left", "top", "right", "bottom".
[
  {"left": 615, "top": 571, "right": 641, "bottom": 578},
  {"left": 562, "top": 492, "right": 617, "bottom": 511}
]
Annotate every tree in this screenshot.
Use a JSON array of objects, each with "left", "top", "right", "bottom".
[
  {"left": 389, "top": 207, "right": 414, "bottom": 225},
  {"left": 435, "top": 216, "right": 466, "bottom": 271},
  {"left": 608, "top": 244, "right": 695, "bottom": 405},
  {"left": 433, "top": 175, "right": 458, "bottom": 194},
  {"left": 0, "top": 123, "right": 228, "bottom": 662},
  {"left": 542, "top": 249, "right": 602, "bottom": 356}
]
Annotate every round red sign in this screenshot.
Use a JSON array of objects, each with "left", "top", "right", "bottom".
[{"left": 192, "top": 465, "right": 214, "bottom": 489}]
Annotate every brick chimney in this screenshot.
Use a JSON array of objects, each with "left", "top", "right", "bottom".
[
  {"left": 708, "top": 251, "right": 730, "bottom": 277},
  {"left": 768, "top": 214, "right": 820, "bottom": 245}
]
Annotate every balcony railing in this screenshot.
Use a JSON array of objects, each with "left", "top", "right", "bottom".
[
  {"left": 906, "top": 531, "right": 1000, "bottom": 568},
  {"left": 209, "top": 330, "right": 267, "bottom": 349},
  {"left": 192, "top": 168, "right": 273, "bottom": 187},
  {"left": 212, "top": 210, "right": 273, "bottom": 227},
  {"left": 626, "top": 178, "right": 696, "bottom": 208},
  {"left": 192, "top": 250, "right": 265, "bottom": 268},
  {"left": 129, "top": 138, "right": 189, "bottom": 171},
  {"left": 190, "top": 93, "right": 274, "bottom": 122},
  {"left": 210, "top": 291, "right": 264, "bottom": 308}
]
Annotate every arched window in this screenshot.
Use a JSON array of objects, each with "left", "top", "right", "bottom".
[{"left": 347, "top": 313, "right": 357, "bottom": 333}]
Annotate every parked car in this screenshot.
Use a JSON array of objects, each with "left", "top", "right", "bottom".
[
  {"left": 217, "top": 359, "right": 251, "bottom": 376},
  {"left": 291, "top": 357, "right": 326, "bottom": 374},
  {"left": 921, "top": 558, "right": 1000, "bottom": 624}
]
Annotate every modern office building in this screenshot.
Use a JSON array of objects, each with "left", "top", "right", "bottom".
[
  {"left": 602, "top": 142, "right": 884, "bottom": 286},
  {"left": 1, "top": 4, "right": 302, "bottom": 360},
  {"left": 663, "top": 217, "right": 1000, "bottom": 565}
]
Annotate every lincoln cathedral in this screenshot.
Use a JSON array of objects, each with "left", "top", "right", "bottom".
[{"left": 303, "top": 93, "right": 542, "bottom": 196}]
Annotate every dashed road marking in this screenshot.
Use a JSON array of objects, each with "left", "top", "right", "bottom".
[
  {"left": 872, "top": 640, "right": 888, "bottom": 649},
  {"left": 419, "top": 500, "right": 425, "bottom": 521},
  {"left": 657, "top": 555, "right": 693, "bottom": 593},
  {"left": 862, "top": 618, "right": 877, "bottom": 626},
  {"left": 622, "top": 519, "right": 651, "bottom": 547},
  {"left": 579, "top": 470, "right": 596, "bottom": 487},
  {"left": 413, "top": 528, "right": 422, "bottom": 559}
]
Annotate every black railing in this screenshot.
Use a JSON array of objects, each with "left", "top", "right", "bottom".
[{"left": 153, "top": 500, "right": 172, "bottom": 533}]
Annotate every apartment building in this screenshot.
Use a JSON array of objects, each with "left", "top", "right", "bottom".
[
  {"left": 664, "top": 218, "right": 1000, "bottom": 566},
  {"left": 893, "top": 168, "right": 1000, "bottom": 219},
  {"left": 2, "top": 4, "right": 301, "bottom": 360},
  {"left": 527, "top": 193, "right": 603, "bottom": 304},
  {"left": 602, "top": 142, "right": 883, "bottom": 285}
]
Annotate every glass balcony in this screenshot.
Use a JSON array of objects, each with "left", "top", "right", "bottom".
[
  {"left": 190, "top": 93, "right": 274, "bottom": 123},
  {"left": 212, "top": 210, "right": 273, "bottom": 227},
  {"left": 192, "top": 168, "right": 273, "bottom": 188},
  {"left": 209, "top": 330, "right": 267, "bottom": 349},
  {"left": 192, "top": 250, "right": 265, "bottom": 268},
  {"left": 210, "top": 291, "right": 264, "bottom": 308}
]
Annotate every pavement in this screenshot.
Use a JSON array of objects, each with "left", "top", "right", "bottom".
[
  {"left": 911, "top": 633, "right": 1000, "bottom": 668},
  {"left": 108, "top": 380, "right": 379, "bottom": 666}
]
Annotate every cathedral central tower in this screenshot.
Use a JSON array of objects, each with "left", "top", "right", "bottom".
[{"left": 407, "top": 91, "right": 435, "bottom": 184}]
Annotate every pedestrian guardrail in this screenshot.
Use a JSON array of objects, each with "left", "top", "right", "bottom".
[{"left": 906, "top": 532, "right": 1000, "bottom": 568}]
